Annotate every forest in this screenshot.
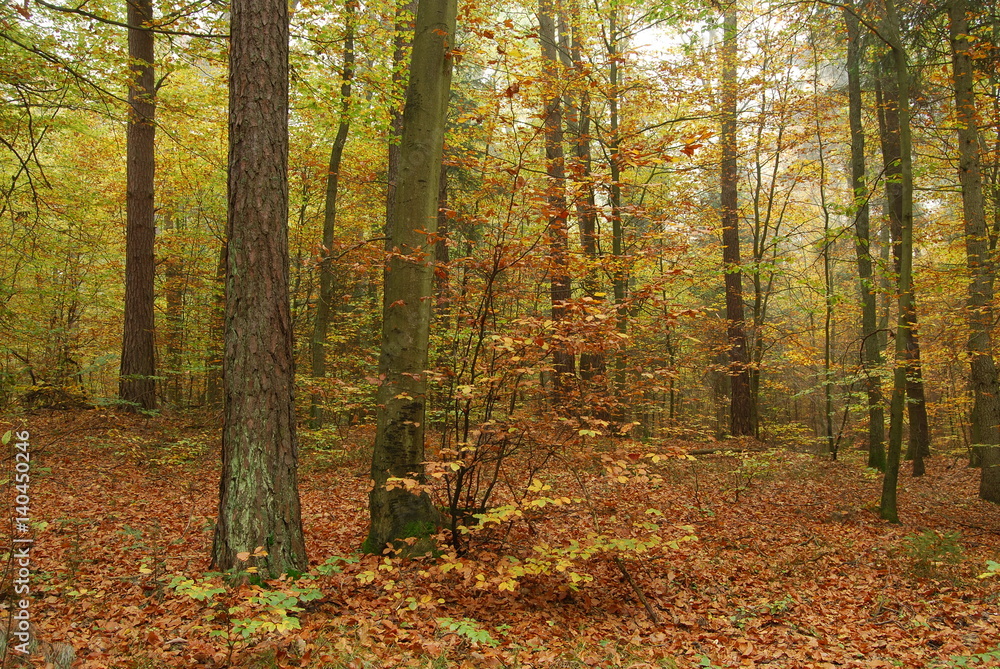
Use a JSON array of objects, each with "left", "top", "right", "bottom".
[{"left": 1, "top": 0, "right": 1000, "bottom": 665}]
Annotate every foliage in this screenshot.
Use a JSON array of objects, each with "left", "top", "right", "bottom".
[{"left": 902, "top": 530, "right": 964, "bottom": 577}]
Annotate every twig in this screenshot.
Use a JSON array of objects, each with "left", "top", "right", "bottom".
[{"left": 613, "top": 556, "right": 661, "bottom": 625}]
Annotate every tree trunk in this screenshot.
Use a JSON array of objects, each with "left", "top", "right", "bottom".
[
  {"left": 365, "top": 0, "right": 456, "bottom": 555},
  {"left": 212, "top": 0, "right": 306, "bottom": 576},
  {"left": 163, "top": 214, "right": 184, "bottom": 406},
  {"left": 875, "top": 51, "right": 930, "bottom": 469},
  {"left": 562, "top": 2, "right": 604, "bottom": 384},
  {"left": 950, "top": 0, "right": 1000, "bottom": 503},
  {"left": 310, "top": 0, "right": 354, "bottom": 428},
  {"left": 880, "top": 0, "right": 915, "bottom": 523},
  {"left": 539, "top": 0, "right": 575, "bottom": 402},
  {"left": 720, "top": 7, "right": 753, "bottom": 437},
  {"left": 385, "top": 0, "right": 417, "bottom": 249},
  {"left": 119, "top": 0, "right": 156, "bottom": 411},
  {"left": 845, "top": 6, "right": 886, "bottom": 471}
]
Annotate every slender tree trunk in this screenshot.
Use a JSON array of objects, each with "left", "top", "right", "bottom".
[
  {"left": 562, "top": 2, "right": 604, "bottom": 384},
  {"left": 720, "top": 7, "right": 753, "bottom": 437},
  {"left": 875, "top": 52, "right": 930, "bottom": 470},
  {"left": 212, "top": 0, "right": 306, "bottom": 575},
  {"left": 810, "top": 29, "right": 836, "bottom": 458},
  {"left": 950, "top": 0, "right": 1000, "bottom": 503},
  {"left": 539, "top": 0, "right": 575, "bottom": 401},
  {"left": 163, "top": 214, "right": 184, "bottom": 406},
  {"left": 365, "top": 0, "right": 456, "bottom": 555},
  {"left": 120, "top": 0, "right": 156, "bottom": 411},
  {"left": 880, "top": 0, "right": 915, "bottom": 522},
  {"left": 845, "top": 6, "right": 886, "bottom": 471},
  {"left": 310, "top": 0, "right": 355, "bottom": 428}
]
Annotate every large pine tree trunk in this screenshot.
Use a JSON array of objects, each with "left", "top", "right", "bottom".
[
  {"left": 845, "top": 6, "right": 886, "bottom": 471},
  {"left": 120, "top": 0, "right": 156, "bottom": 411},
  {"left": 212, "top": 0, "right": 306, "bottom": 575},
  {"left": 950, "top": 0, "right": 1000, "bottom": 503},
  {"left": 365, "top": 0, "right": 456, "bottom": 555},
  {"left": 310, "top": 0, "right": 354, "bottom": 428},
  {"left": 720, "top": 8, "right": 753, "bottom": 437}
]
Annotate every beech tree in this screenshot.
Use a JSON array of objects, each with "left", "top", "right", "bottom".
[
  {"left": 212, "top": 0, "right": 306, "bottom": 575},
  {"left": 365, "top": 0, "right": 457, "bottom": 555},
  {"left": 949, "top": 0, "right": 1000, "bottom": 503}
]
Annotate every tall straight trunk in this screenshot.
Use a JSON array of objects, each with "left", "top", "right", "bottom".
[
  {"left": 720, "top": 7, "right": 753, "bottom": 437},
  {"left": 120, "top": 0, "right": 156, "bottom": 411},
  {"left": 561, "top": 2, "right": 604, "bottom": 383},
  {"left": 365, "top": 0, "right": 456, "bottom": 555},
  {"left": 950, "top": 0, "right": 1000, "bottom": 503},
  {"left": 163, "top": 214, "right": 184, "bottom": 405},
  {"left": 310, "top": 0, "right": 355, "bottom": 428},
  {"left": 385, "top": 0, "right": 417, "bottom": 248},
  {"left": 875, "top": 52, "right": 930, "bottom": 470},
  {"left": 606, "top": 4, "right": 628, "bottom": 417},
  {"left": 810, "top": 29, "right": 836, "bottom": 458},
  {"left": 845, "top": 6, "right": 886, "bottom": 471},
  {"left": 212, "top": 0, "right": 306, "bottom": 575},
  {"left": 539, "top": 0, "right": 575, "bottom": 400},
  {"left": 879, "top": 0, "right": 915, "bottom": 522}
]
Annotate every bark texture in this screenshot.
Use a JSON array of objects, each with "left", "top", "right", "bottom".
[
  {"left": 120, "top": 0, "right": 156, "bottom": 411},
  {"left": 366, "top": 0, "right": 456, "bottom": 555},
  {"left": 212, "top": 0, "right": 306, "bottom": 575},
  {"left": 950, "top": 0, "right": 1000, "bottom": 503}
]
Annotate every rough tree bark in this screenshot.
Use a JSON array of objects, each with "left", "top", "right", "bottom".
[
  {"left": 212, "top": 0, "right": 306, "bottom": 575},
  {"left": 119, "top": 0, "right": 156, "bottom": 411},
  {"left": 365, "top": 0, "right": 456, "bottom": 555}
]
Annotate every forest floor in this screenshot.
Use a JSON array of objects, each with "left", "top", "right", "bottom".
[{"left": 1, "top": 409, "right": 999, "bottom": 669}]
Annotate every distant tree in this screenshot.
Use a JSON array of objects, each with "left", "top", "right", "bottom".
[
  {"left": 119, "top": 0, "right": 156, "bottom": 411},
  {"left": 212, "top": 0, "right": 306, "bottom": 575},
  {"left": 310, "top": 0, "right": 355, "bottom": 428},
  {"left": 365, "top": 0, "right": 457, "bottom": 555}
]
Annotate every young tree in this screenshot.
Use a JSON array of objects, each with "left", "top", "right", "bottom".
[
  {"left": 119, "top": 0, "right": 156, "bottom": 411},
  {"left": 212, "top": 0, "right": 306, "bottom": 575},
  {"left": 310, "top": 0, "right": 355, "bottom": 427},
  {"left": 365, "top": 0, "right": 457, "bottom": 555},
  {"left": 879, "top": 0, "right": 915, "bottom": 523},
  {"left": 844, "top": 5, "right": 886, "bottom": 471},
  {"left": 949, "top": 0, "right": 1000, "bottom": 503}
]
